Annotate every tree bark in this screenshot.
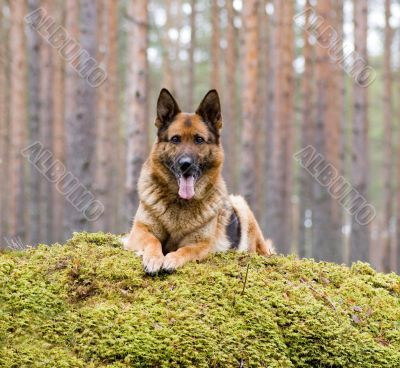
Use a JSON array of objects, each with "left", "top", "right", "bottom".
[
  {"left": 222, "top": 0, "right": 238, "bottom": 192},
  {"left": 267, "top": 0, "right": 294, "bottom": 254},
  {"left": 312, "top": 0, "right": 342, "bottom": 263},
  {"left": 125, "top": 0, "right": 149, "bottom": 225},
  {"left": 281, "top": 0, "right": 295, "bottom": 254},
  {"left": 161, "top": 0, "right": 176, "bottom": 97},
  {"left": 398, "top": 31, "right": 400, "bottom": 274},
  {"left": 298, "top": 0, "right": 315, "bottom": 258},
  {"left": 239, "top": 0, "right": 259, "bottom": 215},
  {"left": 64, "top": 0, "right": 97, "bottom": 237},
  {"left": 52, "top": 0, "right": 65, "bottom": 243},
  {"left": 107, "top": 0, "right": 119, "bottom": 231},
  {"left": 350, "top": 0, "right": 369, "bottom": 263},
  {"left": 187, "top": 0, "right": 196, "bottom": 111},
  {"left": 255, "top": 0, "right": 269, "bottom": 220},
  {"left": 94, "top": 0, "right": 110, "bottom": 232},
  {"left": 63, "top": 0, "right": 79, "bottom": 239},
  {"left": 27, "top": 0, "right": 41, "bottom": 245},
  {"left": 9, "top": 0, "right": 27, "bottom": 241},
  {"left": 39, "top": 0, "right": 54, "bottom": 244},
  {"left": 382, "top": 0, "right": 393, "bottom": 272},
  {"left": 0, "top": 0, "right": 8, "bottom": 244},
  {"left": 211, "top": 0, "right": 220, "bottom": 92}
]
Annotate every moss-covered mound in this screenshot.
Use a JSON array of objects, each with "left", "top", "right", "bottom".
[{"left": 1, "top": 233, "right": 400, "bottom": 367}]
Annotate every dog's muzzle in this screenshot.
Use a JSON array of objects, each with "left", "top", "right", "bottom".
[{"left": 173, "top": 155, "right": 200, "bottom": 200}]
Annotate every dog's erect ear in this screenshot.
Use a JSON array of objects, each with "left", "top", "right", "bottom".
[
  {"left": 156, "top": 88, "right": 181, "bottom": 129},
  {"left": 195, "top": 90, "right": 222, "bottom": 130}
]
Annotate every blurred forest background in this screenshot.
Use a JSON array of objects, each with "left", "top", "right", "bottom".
[{"left": 0, "top": 0, "right": 400, "bottom": 273}]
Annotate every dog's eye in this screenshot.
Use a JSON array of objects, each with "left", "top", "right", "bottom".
[
  {"left": 194, "top": 136, "right": 205, "bottom": 145},
  {"left": 170, "top": 135, "right": 181, "bottom": 144}
]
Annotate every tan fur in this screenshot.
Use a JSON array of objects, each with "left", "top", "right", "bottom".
[{"left": 124, "top": 90, "right": 274, "bottom": 274}]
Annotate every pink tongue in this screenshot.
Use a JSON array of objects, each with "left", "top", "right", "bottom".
[{"left": 178, "top": 176, "right": 195, "bottom": 200}]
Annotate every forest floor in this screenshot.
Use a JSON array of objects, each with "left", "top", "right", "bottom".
[{"left": 1, "top": 232, "right": 400, "bottom": 367}]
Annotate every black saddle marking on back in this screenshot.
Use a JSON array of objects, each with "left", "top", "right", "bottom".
[{"left": 226, "top": 209, "right": 241, "bottom": 249}]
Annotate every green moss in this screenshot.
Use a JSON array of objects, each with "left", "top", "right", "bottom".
[{"left": 1, "top": 232, "right": 399, "bottom": 367}]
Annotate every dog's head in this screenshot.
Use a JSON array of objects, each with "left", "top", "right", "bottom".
[{"left": 152, "top": 88, "right": 224, "bottom": 200}]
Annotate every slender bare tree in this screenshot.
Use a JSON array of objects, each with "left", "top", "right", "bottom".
[
  {"left": 255, "top": 0, "right": 269, "bottom": 218},
  {"left": 312, "top": 0, "right": 342, "bottom": 262},
  {"left": 398, "top": 33, "right": 400, "bottom": 274},
  {"left": 63, "top": 0, "right": 79, "bottom": 239},
  {"left": 64, "top": 0, "right": 97, "bottom": 237},
  {"left": 161, "top": 0, "right": 176, "bottom": 96},
  {"left": 211, "top": 0, "right": 220, "bottom": 91},
  {"left": 222, "top": 0, "right": 238, "bottom": 191},
  {"left": 0, "top": 0, "right": 7, "bottom": 242},
  {"left": 266, "top": 0, "right": 282, "bottom": 249},
  {"left": 107, "top": 0, "right": 120, "bottom": 231},
  {"left": 382, "top": 0, "right": 393, "bottom": 272},
  {"left": 94, "top": 0, "right": 111, "bottom": 231},
  {"left": 350, "top": 0, "right": 369, "bottom": 263},
  {"left": 9, "top": 0, "right": 27, "bottom": 241},
  {"left": 298, "top": 0, "right": 315, "bottom": 258},
  {"left": 239, "top": 0, "right": 259, "bottom": 213},
  {"left": 125, "top": 0, "right": 149, "bottom": 225},
  {"left": 281, "top": 0, "right": 295, "bottom": 253},
  {"left": 52, "top": 0, "right": 66, "bottom": 242},
  {"left": 187, "top": 0, "right": 196, "bottom": 110},
  {"left": 267, "top": 0, "right": 295, "bottom": 253},
  {"left": 27, "top": 0, "right": 41, "bottom": 245},
  {"left": 39, "top": 0, "right": 55, "bottom": 243}
]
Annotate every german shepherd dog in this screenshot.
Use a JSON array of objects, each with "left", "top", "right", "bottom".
[{"left": 124, "top": 89, "right": 274, "bottom": 275}]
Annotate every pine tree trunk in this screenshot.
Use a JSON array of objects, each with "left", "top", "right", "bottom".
[
  {"left": 52, "top": 0, "right": 65, "bottom": 243},
  {"left": 64, "top": 0, "right": 97, "bottom": 237},
  {"left": 255, "top": 0, "right": 269, "bottom": 220},
  {"left": 161, "top": 0, "right": 175, "bottom": 97},
  {"left": 27, "top": 0, "right": 41, "bottom": 245},
  {"left": 382, "top": 0, "right": 393, "bottom": 272},
  {"left": 222, "top": 0, "right": 238, "bottom": 192},
  {"left": 125, "top": 0, "right": 149, "bottom": 225},
  {"left": 298, "top": 0, "right": 314, "bottom": 258},
  {"left": 329, "top": 0, "right": 344, "bottom": 261},
  {"left": 239, "top": 0, "right": 259, "bottom": 214},
  {"left": 398, "top": 35, "right": 400, "bottom": 274},
  {"left": 0, "top": 0, "right": 7, "bottom": 243},
  {"left": 281, "top": 0, "right": 295, "bottom": 254},
  {"left": 261, "top": 0, "right": 273, "bottom": 235},
  {"left": 63, "top": 0, "right": 79, "bottom": 239},
  {"left": 94, "top": 0, "right": 111, "bottom": 232},
  {"left": 39, "top": 0, "right": 54, "bottom": 244},
  {"left": 187, "top": 0, "right": 196, "bottom": 111},
  {"left": 313, "top": 0, "right": 342, "bottom": 263},
  {"left": 267, "top": 0, "right": 294, "bottom": 254},
  {"left": 172, "top": 0, "right": 183, "bottom": 101},
  {"left": 350, "top": 0, "right": 369, "bottom": 263},
  {"left": 107, "top": 0, "right": 119, "bottom": 232},
  {"left": 266, "top": 0, "right": 283, "bottom": 249},
  {"left": 9, "top": 0, "right": 27, "bottom": 241},
  {"left": 211, "top": 0, "right": 220, "bottom": 91}
]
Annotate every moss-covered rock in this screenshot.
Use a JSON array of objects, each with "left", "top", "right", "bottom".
[{"left": 1, "top": 232, "right": 400, "bottom": 367}]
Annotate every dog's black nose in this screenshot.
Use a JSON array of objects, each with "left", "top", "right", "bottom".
[{"left": 178, "top": 156, "right": 193, "bottom": 174}]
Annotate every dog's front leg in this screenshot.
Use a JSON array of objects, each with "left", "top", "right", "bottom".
[
  {"left": 162, "top": 241, "right": 212, "bottom": 272},
  {"left": 125, "top": 222, "right": 164, "bottom": 275}
]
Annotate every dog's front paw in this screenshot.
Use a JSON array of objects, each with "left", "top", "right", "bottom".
[
  {"left": 142, "top": 253, "right": 164, "bottom": 276},
  {"left": 162, "top": 251, "right": 186, "bottom": 272}
]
